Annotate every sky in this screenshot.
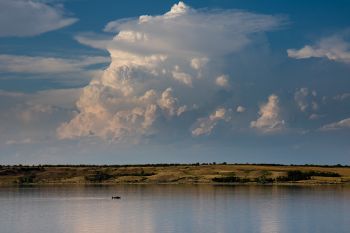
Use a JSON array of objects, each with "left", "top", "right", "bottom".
[{"left": 0, "top": 0, "right": 350, "bottom": 165}]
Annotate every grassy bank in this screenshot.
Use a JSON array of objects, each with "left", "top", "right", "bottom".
[{"left": 1, "top": 164, "right": 350, "bottom": 185}]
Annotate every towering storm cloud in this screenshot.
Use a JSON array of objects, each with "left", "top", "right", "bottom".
[{"left": 57, "top": 2, "right": 282, "bottom": 142}]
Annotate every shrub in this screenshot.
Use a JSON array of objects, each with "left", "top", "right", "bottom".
[
  {"left": 18, "top": 175, "right": 36, "bottom": 184},
  {"left": 116, "top": 169, "right": 155, "bottom": 177},
  {"left": 212, "top": 172, "right": 250, "bottom": 183},
  {"left": 255, "top": 176, "right": 274, "bottom": 184},
  {"left": 306, "top": 171, "right": 340, "bottom": 177},
  {"left": 212, "top": 176, "right": 240, "bottom": 183},
  {"left": 85, "top": 172, "right": 113, "bottom": 182},
  {"left": 276, "top": 170, "right": 341, "bottom": 182}
]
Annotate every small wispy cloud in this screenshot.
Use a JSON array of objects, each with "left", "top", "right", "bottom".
[
  {"left": 191, "top": 108, "right": 232, "bottom": 136},
  {"left": 0, "top": 0, "right": 77, "bottom": 37},
  {"left": 236, "top": 106, "right": 246, "bottom": 113},
  {"left": 0, "top": 55, "right": 109, "bottom": 74},
  {"left": 294, "top": 87, "right": 319, "bottom": 113},
  {"left": 319, "top": 118, "right": 350, "bottom": 131},
  {"left": 287, "top": 31, "right": 350, "bottom": 64},
  {"left": 334, "top": 93, "right": 350, "bottom": 101},
  {"left": 6, "top": 138, "right": 33, "bottom": 145},
  {"left": 215, "top": 75, "right": 230, "bottom": 89}
]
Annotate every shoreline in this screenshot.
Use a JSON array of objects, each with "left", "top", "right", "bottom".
[
  {"left": 1, "top": 164, "right": 350, "bottom": 186},
  {"left": 1, "top": 182, "right": 350, "bottom": 187}
]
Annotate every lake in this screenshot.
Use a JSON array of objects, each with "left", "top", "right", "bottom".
[{"left": 0, "top": 185, "right": 349, "bottom": 233}]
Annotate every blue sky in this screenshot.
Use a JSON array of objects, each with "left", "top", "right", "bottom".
[{"left": 0, "top": 0, "right": 350, "bottom": 164}]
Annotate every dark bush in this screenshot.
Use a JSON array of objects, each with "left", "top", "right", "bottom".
[
  {"left": 212, "top": 176, "right": 240, "bottom": 183},
  {"left": 255, "top": 176, "right": 274, "bottom": 184},
  {"left": 117, "top": 172, "right": 155, "bottom": 176},
  {"left": 239, "top": 178, "right": 251, "bottom": 183},
  {"left": 276, "top": 170, "right": 341, "bottom": 182},
  {"left": 18, "top": 166, "right": 44, "bottom": 172},
  {"left": 116, "top": 169, "right": 155, "bottom": 177},
  {"left": 288, "top": 170, "right": 310, "bottom": 181},
  {"left": 85, "top": 172, "right": 113, "bottom": 182},
  {"left": 212, "top": 176, "right": 252, "bottom": 183},
  {"left": 212, "top": 172, "right": 249, "bottom": 183},
  {"left": 18, "top": 175, "right": 36, "bottom": 184},
  {"left": 0, "top": 169, "right": 18, "bottom": 176},
  {"left": 307, "top": 171, "right": 340, "bottom": 177}
]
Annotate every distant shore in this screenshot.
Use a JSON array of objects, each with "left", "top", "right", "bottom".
[{"left": 1, "top": 164, "right": 350, "bottom": 185}]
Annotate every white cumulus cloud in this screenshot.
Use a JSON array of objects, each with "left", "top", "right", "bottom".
[
  {"left": 58, "top": 1, "right": 282, "bottom": 142},
  {"left": 250, "top": 95, "right": 285, "bottom": 133},
  {"left": 215, "top": 75, "right": 230, "bottom": 88},
  {"left": 236, "top": 106, "right": 246, "bottom": 113}
]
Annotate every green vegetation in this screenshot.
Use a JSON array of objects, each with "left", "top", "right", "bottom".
[
  {"left": 84, "top": 169, "right": 156, "bottom": 182},
  {"left": 212, "top": 170, "right": 342, "bottom": 184},
  {"left": 0, "top": 166, "right": 44, "bottom": 176},
  {"left": 277, "top": 170, "right": 341, "bottom": 182},
  {"left": 212, "top": 173, "right": 241, "bottom": 183},
  {"left": 18, "top": 175, "right": 36, "bottom": 184},
  {"left": 253, "top": 170, "right": 272, "bottom": 184},
  {"left": 116, "top": 169, "right": 155, "bottom": 177},
  {"left": 85, "top": 172, "right": 113, "bottom": 182}
]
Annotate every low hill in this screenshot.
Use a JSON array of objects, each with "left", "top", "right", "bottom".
[{"left": 1, "top": 164, "right": 350, "bottom": 185}]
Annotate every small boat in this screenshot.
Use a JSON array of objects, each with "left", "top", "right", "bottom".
[{"left": 112, "top": 196, "right": 121, "bottom": 199}]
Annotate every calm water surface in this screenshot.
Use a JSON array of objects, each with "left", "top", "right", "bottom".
[{"left": 0, "top": 185, "right": 349, "bottom": 233}]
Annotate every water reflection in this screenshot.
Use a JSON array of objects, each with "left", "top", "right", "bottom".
[{"left": 0, "top": 185, "right": 349, "bottom": 233}]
